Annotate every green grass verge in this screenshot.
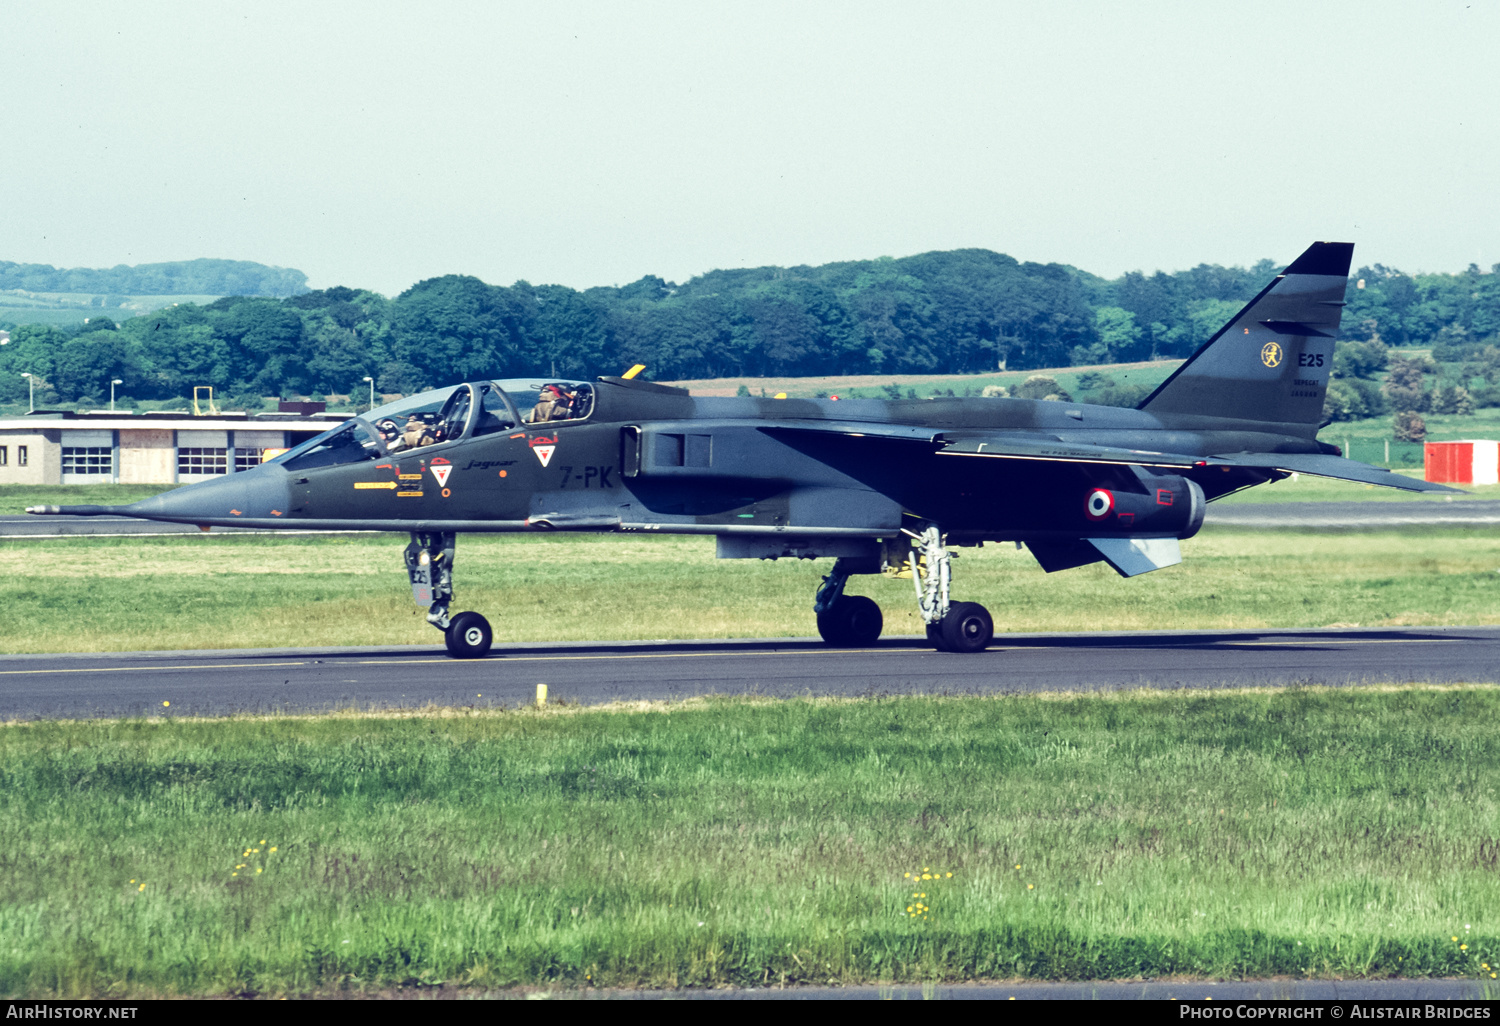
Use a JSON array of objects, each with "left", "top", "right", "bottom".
[
  {"left": 3, "top": 688, "right": 1498, "bottom": 995},
  {"left": 0, "top": 484, "right": 180, "bottom": 514},
  {"left": 2, "top": 527, "right": 1498, "bottom": 654}
]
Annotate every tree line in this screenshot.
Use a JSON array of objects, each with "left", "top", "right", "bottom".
[
  {"left": 2, "top": 250, "right": 1499, "bottom": 414},
  {"left": 0, "top": 258, "right": 308, "bottom": 298}
]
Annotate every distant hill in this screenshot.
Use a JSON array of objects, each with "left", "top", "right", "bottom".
[{"left": 0, "top": 258, "right": 308, "bottom": 298}]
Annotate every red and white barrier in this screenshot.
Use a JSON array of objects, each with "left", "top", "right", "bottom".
[{"left": 1424, "top": 440, "right": 1500, "bottom": 485}]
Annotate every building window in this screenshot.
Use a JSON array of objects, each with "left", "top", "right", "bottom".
[
  {"left": 0, "top": 446, "right": 7, "bottom": 466},
  {"left": 178, "top": 447, "right": 228, "bottom": 475},
  {"left": 233, "top": 448, "right": 264, "bottom": 472},
  {"left": 17, "top": 446, "right": 26, "bottom": 467},
  {"left": 62, "top": 446, "right": 113, "bottom": 475}
]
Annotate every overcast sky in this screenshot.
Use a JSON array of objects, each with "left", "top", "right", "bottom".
[{"left": 2, "top": 1, "right": 1496, "bottom": 294}]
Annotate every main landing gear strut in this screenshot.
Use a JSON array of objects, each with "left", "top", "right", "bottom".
[
  {"left": 405, "top": 531, "right": 492, "bottom": 658},
  {"left": 905, "top": 523, "right": 993, "bottom": 654},
  {"left": 812, "top": 523, "right": 993, "bottom": 653}
]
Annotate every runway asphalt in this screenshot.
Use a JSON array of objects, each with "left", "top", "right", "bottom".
[
  {"left": 2, "top": 625, "right": 1496, "bottom": 721},
  {"left": 6, "top": 499, "right": 1500, "bottom": 536}
]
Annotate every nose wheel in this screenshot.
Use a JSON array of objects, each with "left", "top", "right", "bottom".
[
  {"left": 445, "top": 611, "right": 493, "bottom": 659},
  {"left": 405, "top": 531, "right": 494, "bottom": 658}
]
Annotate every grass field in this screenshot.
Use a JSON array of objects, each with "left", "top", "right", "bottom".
[
  {"left": 2, "top": 526, "right": 1500, "bottom": 653},
  {"left": 3, "top": 688, "right": 1498, "bottom": 996},
  {"left": 0, "top": 484, "right": 181, "bottom": 514},
  {"left": 663, "top": 360, "right": 1181, "bottom": 400}
]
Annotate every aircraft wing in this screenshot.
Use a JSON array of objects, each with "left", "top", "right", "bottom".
[
  {"left": 763, "top": 423, "right": 1195, "bottom": 467},
  {"left": 945, "top": 437, "right": 1461, "bottom": 493},
  {"left": 763, "top": 423, "right": 1463, "bottom": 493},
  {"left": 1199, "top": 451, "right": 1461, "bottom": 493}
]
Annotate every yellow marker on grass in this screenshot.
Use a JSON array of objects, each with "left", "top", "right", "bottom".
[{"left": 536, "top": 683, "right": 548, "bottom": 707}]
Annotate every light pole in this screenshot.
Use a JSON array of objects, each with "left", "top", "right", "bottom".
[
  {"left": 111, "top": 378, "right": 123, "bottom": 412},
  {"left": 363, "top": 376, "right": 374, "bottom": 410},
  {"left": 20, "top": 372, "right": 33, "bottom": 413}
]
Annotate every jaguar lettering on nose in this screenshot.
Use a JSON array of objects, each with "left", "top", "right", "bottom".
[{"left": 463, "top": 459, "right": 516, "bottom": 471}]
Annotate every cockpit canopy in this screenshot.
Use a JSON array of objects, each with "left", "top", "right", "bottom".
[{"left": 266, "top": 379, "right": 592, "bottom": 472}]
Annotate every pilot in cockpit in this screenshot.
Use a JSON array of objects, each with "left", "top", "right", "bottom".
[
  {"left": 401, "top": 415, "right": 436, "bottom": 450},
  {"left": 530, "top": 385, "right": 574, "bottom": 423}
]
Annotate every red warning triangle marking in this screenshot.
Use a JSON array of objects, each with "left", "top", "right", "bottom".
[
  {"left": 533, "top": 445, "right": 555, "bottom": 467},
  {"left": 431, "top": 464, "right": 452, "bottom": 487}
]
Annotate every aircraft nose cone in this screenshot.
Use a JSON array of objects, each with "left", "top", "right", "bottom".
[{"left": 124, "top": 465, "right": 291, "bottom": 523}]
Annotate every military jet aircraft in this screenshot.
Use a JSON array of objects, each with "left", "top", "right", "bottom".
[{"left": 32, "top": 242, "right": 1457, "bottom": 657}]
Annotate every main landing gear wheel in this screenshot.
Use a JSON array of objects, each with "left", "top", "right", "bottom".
[
  {"left": 926, "top": 622, "right": 948, "bottom": 652},
  {"left": 903, "top": 522, "right": 992, "bottom": 653},
  {"left": 939, "top": 601, "right": 992, "bottom": 653},
  {"left": 445, "top": 611, "right": 493, "bottom": 659},
  {"left": 816, "top": 594, "right": 883, "bottom": 646}
]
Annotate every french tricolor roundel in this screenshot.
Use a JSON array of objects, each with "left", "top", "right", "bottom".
[
  {"left": 1084, "top": 488, "right": 1114, "bottom": 521},
  {"left": 429, "top": 458, "right": 452, "bottom": 488}
]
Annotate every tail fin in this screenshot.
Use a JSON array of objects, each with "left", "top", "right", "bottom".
[{"left": 1137, "top": 241, "right": 1353, "bottom": 431}]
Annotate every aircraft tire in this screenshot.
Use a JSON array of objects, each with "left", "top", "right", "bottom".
[
  {"left": 816, "top": 595, "right": 883, "bottom": 646},
  {"left": 445, "top": 611, "right": 493, "bottom": 659},
  {"left": 926, "top": 622, "right": 949, "bottom": 652},
  {"left": 939, "top": 602, "right": 993, "bottom": 654}
]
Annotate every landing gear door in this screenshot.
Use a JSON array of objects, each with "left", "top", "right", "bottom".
[{"left": 409, "top": 557, "right": 433, "bottom": 605}]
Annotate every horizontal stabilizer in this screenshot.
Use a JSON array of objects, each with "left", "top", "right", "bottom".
[
  {"left": 1208, "top": 452, "right": 1462, "bottom": 493},
  {"left": 1086, "top": 536, "right": 1183, "bottom": 577}
]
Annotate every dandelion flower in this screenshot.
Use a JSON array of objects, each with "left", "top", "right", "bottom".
[
  {"left": 138, "top": 884, "right": 145, "bottom": 891},
  {"left": 922, "top": 874, "right": 931, "bottom": 880},
  {"left": 129, "top": 879, "right": 135, "bottom": 884},
  {"left": 269, "top": 847, "right": 277, "bottom": 853},
  {"left": 260, "top": 840, "right": 266, "bottom": 845},
  {"left": 904, "top": 873, "right": 911, "bottom": 878},
  {"left": 1454, "top": 936, "right": 1460, "bottom": 942},
  {"left": 1028, "top": 884, "right": 1034, "bottom": 890},
  {"left": 946, "top": 873, "right": 953, "bottom": 878},
  {"left": 1015, "top": 864, "right": 1021, "bottom": 870},
  {"left": 232, "top": 873, "right": 238, "bottom": 877},
  {"left": 1461, "top": 944, "right": 1468, "bottom": 951},
  {"left": 908, "top": 906, "right": 913, "bottom": 912},
  {"left": 256, "top": 868, "right": 263, "bottom": 874},
  {"left": 162, "top": 701, "right": 169, "bottom": 707}
]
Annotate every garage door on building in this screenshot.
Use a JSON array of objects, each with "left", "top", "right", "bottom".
[
  {"left": 232, "top": 430, "right": 287, "bottom": 471},
  {"left": 177, "top": 430, "right": 229, "bottom": 481},
  {"left": 61, "top": 429, "right": 113, "bottom": 483}
]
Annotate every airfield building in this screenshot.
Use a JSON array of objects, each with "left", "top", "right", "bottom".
[{"left": 0, "top": 411, "right": 339, "bottom": 485}]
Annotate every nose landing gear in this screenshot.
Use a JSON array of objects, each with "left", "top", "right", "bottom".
[{"left": 405, "top": 531, "right": 493, "bottom": 658}]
